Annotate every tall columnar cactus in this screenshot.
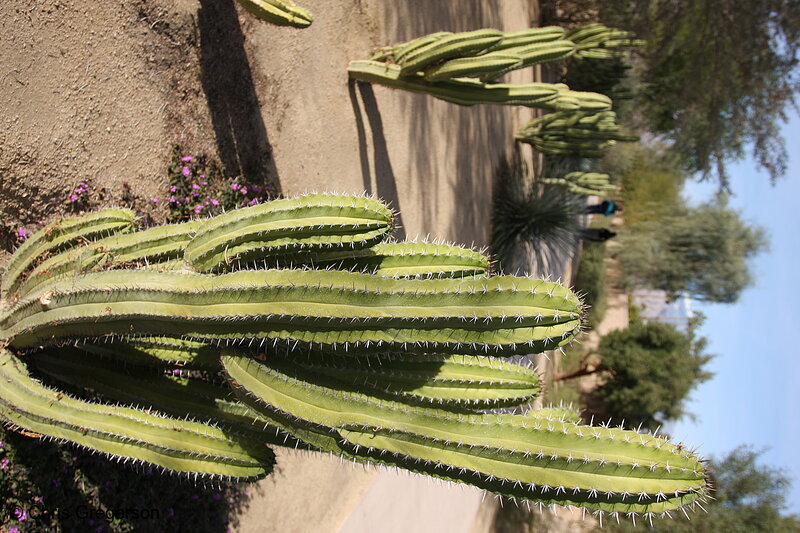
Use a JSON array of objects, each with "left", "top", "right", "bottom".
[
  {"left": 347, "top": 60, "right": 612, "bottom": 112},
  {"left": 351, "top": 24, "right": 639, "bottom": 110},
  {"left": 516, "top": 110, "right": 639, "bottom": 157},
  {"left": 0, "top": 195, "right": 710, "bottom": 519}
]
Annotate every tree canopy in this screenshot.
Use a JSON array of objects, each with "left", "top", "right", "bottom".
[
  {"left": 636, "top": 0, "right": 800, "bottom": 188},
  {"left": 589, "top": 318, "right": 713, "bottom": 431},
  {"left": 616, "top": 198, "right": 768, "bottom": 303},
  {"left": 543, "top": 0, "right": 800, "bottom": 188}
]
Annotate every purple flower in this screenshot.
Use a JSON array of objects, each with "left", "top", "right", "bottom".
[
  {"left": 192, "top": 183, "right": 201, "bottom": 190},
  {"left": 0, "top": 440, "right": 4, "bottom": 447},
  {"left": 181, "top": 166, "right": 191, "bottom": 177},
  {"left": 70, "top": 194, "right": 79, "bottom": 202},
  {"left": 240, "top": 187, "right": 248, "bottom": 195},
  {"left": 211, "top": 199, "right": 219, "bottom": 206},
  {"left": 9, "top": 528, "right": 20, "bottom": 533},
  {"left": 194, "top": 205, "right": 204, "bottom": 214},
  {"left": 14, "top": 508, "right": 27, "bottom": 521},
  {"left": 201, "top": 181, "right": 208, "bottom": 186},
  {"left": 230, "top": 183, "right": 240, "bottom": 191},
  {"left": 170, "top": 185, "right": 178, "bottom": 193},
  {"left": 168, "top": 196, "right": 177, "bottom": 203},
  {"left": 151, "top": 198, "right": 160, "bottom": 204},
  {"left": 1, "top": 458, "right": 9, "bottom": 469},
  {"left": 181, "top": 156, "right": 193, "bottom": 162},
  {"left": 16, "top": 228, "right": 29, "bottom": 240},
  {"left": 212, "top": 492, "right": 222, "bottom": 500}
]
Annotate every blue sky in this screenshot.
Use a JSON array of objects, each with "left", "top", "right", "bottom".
[{"left": 670, "top": 112, "right": 800, "bottom": 514}]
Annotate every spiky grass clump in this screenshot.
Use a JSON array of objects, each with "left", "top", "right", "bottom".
[{"left": 491, "top": 160, "right": 584, "bottom": 274}]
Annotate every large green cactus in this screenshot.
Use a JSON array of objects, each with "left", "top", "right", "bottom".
[
  {"left": 353, "top": 24, "right": 639, "bottom": 110},
  {"left": 0, "top": 195, "right": 709, "bottom": 519}
]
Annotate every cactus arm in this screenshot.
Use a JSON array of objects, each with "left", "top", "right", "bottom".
[
  {"left": 423, "top": 53, "right": 524, "bottom": 82},
  {"left": 277, "top": 241, "right": 491, "bottom": 279},
  {"left": 233, "top": 0, "right": 313, "bottom": 28},
  {"left": 397, "top": 29, "right": 504, "bottom": 75},
  {"left": 30, "top": 347, "right": 299, "bottom": 446},
  {"left": 491, "top": 27, "right": 567, "bottom": 50},
  {"left": 17, "top": 220, "right": 201, "bottom": 298},
  {"left": 184, "top": 193, "right": 394, "bottom": 272},
  {"left": 347, "top": 61, "right": 561, "bottom": 107},
  {"left": 282, "top": 353, "right": 541, "bottom": 410},
  {"left": 221, "top": 354, "right": 708, "bottom": 513},
  {"left": 2, "top": 269, "right": 582, "bottom": 356},
  {"left": 0, "top": 349, "right": 273, "bottom": 479},
  {"left": 73, "top": 336, "right": 222, "bottom": 371},
  {"left": 391, "top": 32, "right": 454, "bottom": 63},
  {"left": 1, "top": 208, "right": 136, "bottom": 301}
]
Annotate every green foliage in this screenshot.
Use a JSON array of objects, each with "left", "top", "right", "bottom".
[
  {"left": 637, "top": 0, "right": 800, "bottom": 187},
  {"left": 616, "top": 198, "right": 769, "bottom": 303},
  {"left": 603, "top": 143, "right": 685, "bottom": 225},
  {"left": 572, "top": 241, "right": 607, "bottom": 326},
  {"left": 599, "top": 446, "right": 800, "bottom": 532},
  {"left": 544, "top": 0, "right": 800, "bottom": 187},
  {"left": 592, "top": 318, "right": 713, "bottom": 431},
  {"left": 164, "top": 142, "right": 272, "bottom": 222}
]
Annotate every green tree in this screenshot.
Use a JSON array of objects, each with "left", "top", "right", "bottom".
[
  {"left": 636, "top": 0, "right": 800, "bottom": 188},
  {"left": 542, "top": 0, "right": 800, "bottom": 188},
  {"left": 600, "top": 446, "right": 800, "bottom": 532},
  {"left": 556, "top": 318, "right": 713, "bottom": 431},
  {"left": 616, "top": 198, "right": 768, "bottom": 303}
]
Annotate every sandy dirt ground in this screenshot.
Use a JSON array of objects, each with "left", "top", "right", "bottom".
[{"left": 0, "top": 1, "right": 587, "bottom": 531}]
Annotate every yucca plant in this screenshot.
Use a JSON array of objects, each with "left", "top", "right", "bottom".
[{"left": 492, "top": 160, "right": 585, "bottom": 275}]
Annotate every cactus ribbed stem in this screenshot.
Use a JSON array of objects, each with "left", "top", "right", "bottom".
[
  {"left": 222, "top": 353, "right": 708, "bottom": 514},
  {"left": 1, "top": 269, "right": 583, "bottom": 356},
  {"left": 2, "top": 208, "right": 136, "bottom": 301},
  {"left": 184, "top": 193, "right": 394, "bottom": 272},
  {"left": 0, "top": 349, "right": 274, "bottom": 479}
]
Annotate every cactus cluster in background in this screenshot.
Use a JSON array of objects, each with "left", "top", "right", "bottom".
[
  {"left": 347, "top": 23, "right": 642, "bottom": 111},
  {"left": 234, "top": 0, "right": 313, "bottom": 28},
  {"left": 516, "top": 110, "right": 639, "bottom": 157},
  {"left": 564, "top": 23, "right": 642, "bottom": 60},
  {"left": 0, "top": 194, "right": 709, "bottom": 518},
  {"left": 541, "top": 171, "right": 619, "bottom": 197}
]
